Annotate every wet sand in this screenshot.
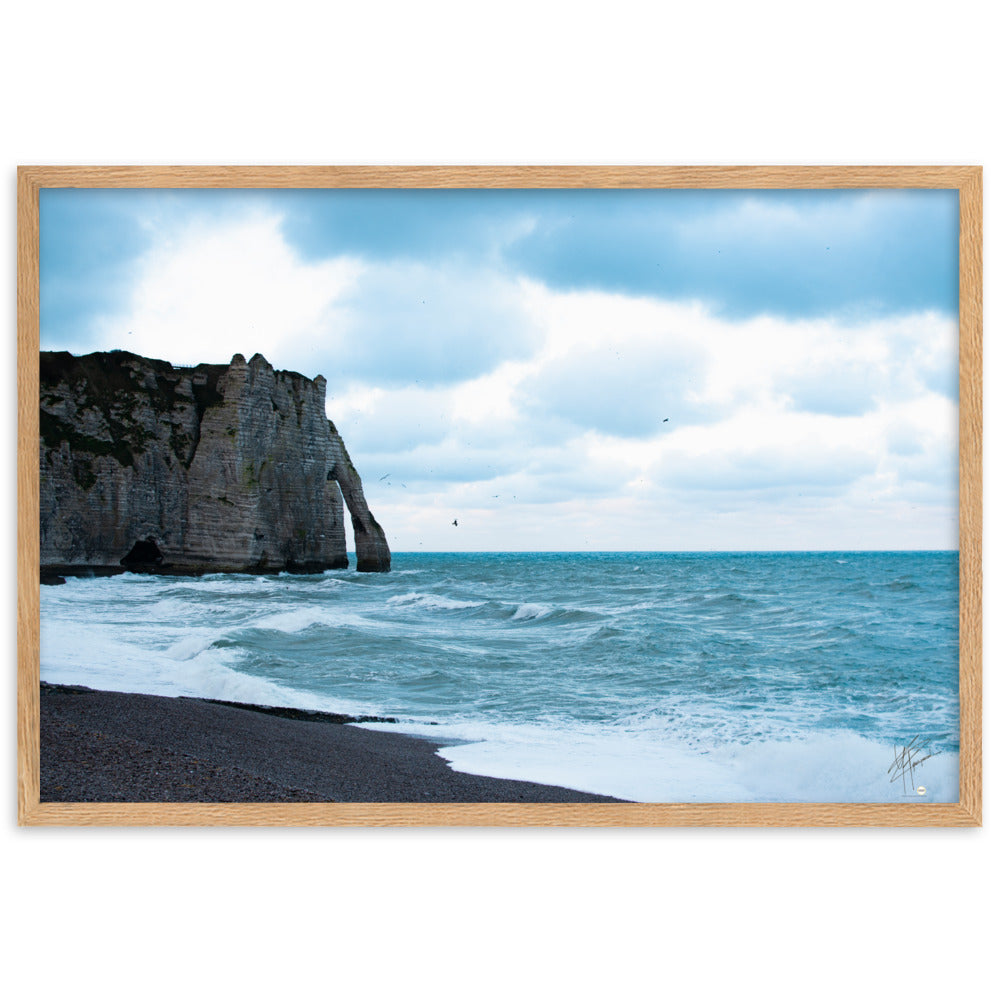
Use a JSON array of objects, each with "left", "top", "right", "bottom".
[{"left": 40, "top": 682, "right": 626, "bottom": 803}]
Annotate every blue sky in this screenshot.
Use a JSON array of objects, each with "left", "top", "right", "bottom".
[{"left": 39, "top": 187, "right": 959, "bottom": 551}]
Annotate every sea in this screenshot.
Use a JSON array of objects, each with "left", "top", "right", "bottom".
[{"left": 39, "top": 551, "right": 960, "bottom": 803}]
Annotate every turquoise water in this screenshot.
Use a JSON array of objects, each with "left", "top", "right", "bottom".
[{"left": 40, "top": 551, "right": 960, "bottom": 802}]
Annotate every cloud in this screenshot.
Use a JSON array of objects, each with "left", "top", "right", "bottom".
[
  {"left": 331, "top": 278, "right": 958, "bottom": 550},
  {"left": 513, "top": 302, "right": 716, "bottom": 436},
  {"left": 41, "top": 189, "right": 160, "bottom": 349},
  {"left": 775, "top": 317, "right": 959, "bottom": 417},
  {"left": 332, "top": 261, "right": 540, "bottom": 386},
  {"left": 504, "top": 189, "right": 959, "bottom": 320},
  {"left": 278, "top": 187, "right": 539, "bottom": 265},
  {"left": 356, "top": 440, "right": 523, "bottom": 488},
  {"left": 656, "top": 438, "right": 881, "bottom": 494},
  {"left": 88, "top": 207, "right": 543, "bottom": 393},
  {"left": 46, "top": 189, "right": 959, "bottom": 357},
  {"left": 91, "top": 210, "right": 359, "bottom": 370},
  {"left": 328, "top": 384, "right": 454, "bottom": 453}
]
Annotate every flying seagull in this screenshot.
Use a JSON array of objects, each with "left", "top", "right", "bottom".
[
  {"left": 662, "top": 418, "right": 669, "bottom": 422},
  {"left": 378, "top": 473, "right": 391, "bottom": 482},
  {"left": 452, "top": 519, "right": 458, "bottom": 527}
]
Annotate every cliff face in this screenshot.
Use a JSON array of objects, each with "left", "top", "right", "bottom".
[{"left": 40, "top": 350, "right": 390, "bottom": 574}]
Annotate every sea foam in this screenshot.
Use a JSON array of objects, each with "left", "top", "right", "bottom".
[
  {"left": 511, "top": 603, "right": 551, "bottom": 621},
  {"left": 358, "top": 719, "right": 960, "bottom": 803},
  {"left": 386, "top": 591, "right": 485, "bottom": 611}
]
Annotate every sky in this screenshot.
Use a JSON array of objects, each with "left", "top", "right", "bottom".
[{"left": 39, "top": 187, "right": 960, "bottom": 552}]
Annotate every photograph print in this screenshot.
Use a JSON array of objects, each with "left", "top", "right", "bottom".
[{"left": 34, "top": 178, "right": 964, "bottom": 810}]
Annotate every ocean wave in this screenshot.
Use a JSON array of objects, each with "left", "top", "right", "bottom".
[
  {"left": 400, "top": 667, "right": 462, "bottom": 689},
  {"left": 249, "top": 608, "right": 335, "bottom": 633},
  {"left": 385, "top": 591, "right": 486, "bottom": 612},
  {"left": 618, "top": 600, "right": 660, "bottom": 612},
  {"left": 165, "top": 631, "right": 221, "bottom": 660},
  {"left": 318, "top": 571, "right": 369, "bottom": 586},
  {"left": 511, "top": 603, "right": 552, "bottom": 621},
  {"left": 584, "top": 625, "right": 625, "bottom": 642},
  {"left": 163, "top": 575, "right": 279, "bottom": 596},
  {"left": 438, "top": 601, "right": 611, "bottom": 626},
  {"left": 149, "top": 596, "right": 235, "bottom": 620},
  {"left": 682, "top": 592, "right": 762, "bottom": 608}
]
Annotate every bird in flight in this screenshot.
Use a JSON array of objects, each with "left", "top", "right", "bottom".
[
  {"left": 662, "top": 418, "right": 669, "bottom": 423},
  {"left": 452, "top": 519, "right": 458, "bottom": 527},
  {"left": 379, "top": 473, "right": 391, "bottom": 482}
]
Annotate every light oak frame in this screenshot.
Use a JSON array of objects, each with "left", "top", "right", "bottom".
[{"left": 17, "top": 165, "right": 983, "bottom": 826}]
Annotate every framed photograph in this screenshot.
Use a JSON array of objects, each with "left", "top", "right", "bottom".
[{"left": 17, "top": 165, "right": 982, "bottom": 826}]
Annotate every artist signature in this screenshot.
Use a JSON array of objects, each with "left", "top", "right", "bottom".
[{"left": 888, "top": 736, "right": 937, "bottom": 795}]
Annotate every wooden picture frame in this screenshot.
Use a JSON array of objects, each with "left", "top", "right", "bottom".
[{"left": 17, "top": 165, "right": 982, "bottom": 827}]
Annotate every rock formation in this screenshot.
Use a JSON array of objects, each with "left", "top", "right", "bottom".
[{"left": 40, "top": 350, "right": 390, "bottom": 575}]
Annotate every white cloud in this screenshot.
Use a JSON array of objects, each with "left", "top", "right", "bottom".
[
  {"left": 94, "top": 209, "right": 545, "bottom": 391},
  {"left": 94, "top": 210, "right": 360, "bottom": 370},
  {"left": 675, "top": 192, "right": 880, "bottom": 244},
  {"left": 362, "top": 286, "right": 956, "bottom": 550}
]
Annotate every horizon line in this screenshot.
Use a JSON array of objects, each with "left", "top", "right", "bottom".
[{"left": 350, "top": 548, "right": 959, "bottom": 556}]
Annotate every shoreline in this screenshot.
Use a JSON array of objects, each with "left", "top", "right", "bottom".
[{"left": 39, "top": 682, "right": 627, "bottom": 804}]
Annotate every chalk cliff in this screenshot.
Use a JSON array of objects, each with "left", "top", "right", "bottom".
[{"left": 39, "top": 350, "right": 390, "bottom": 574}]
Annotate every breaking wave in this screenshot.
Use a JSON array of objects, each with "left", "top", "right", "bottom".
[{"left": 386, "top": 591, "right": 486, "bottom": 611}]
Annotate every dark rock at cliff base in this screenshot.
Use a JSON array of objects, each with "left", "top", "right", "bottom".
[{"left": 40, "top": 350, "right": 390, "bottom": 575}]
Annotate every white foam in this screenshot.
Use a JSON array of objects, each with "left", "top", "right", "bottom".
[
  {"left": 149, "top": 596, "right": 232, "bottom": 620},
  {"left": 165, "top": 631, "right": 219, "bottom": 660},
  {"left": 722, "top": 732, "right": 960, "bottom": 802},
  {"left": 386, "top": 591, "right": 484, "bottom": 611},
  {"left": 41, "top": 616, "right": 373, "bottom": 715},
  {"left": 164, "top": 574, "right": 278, "bottom": 594},
  {"left": 251, "top": 608, "right": 332, "bottom": 633},
  {"left": 512, "top": 603, "right": 551, "bottom": 621},
  {"left": 357, "top": 719, "right": 960, "bottom": 803},
  {"left": 320, "top": 571, "right": 365, "bottom": 585},
  {"left": 613, "top": 600, "right": 659, "bottom": 613}
]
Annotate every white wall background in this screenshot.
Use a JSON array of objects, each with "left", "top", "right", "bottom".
[{"left": 2, "top": 3, "right": 995, "bottom": 997}]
